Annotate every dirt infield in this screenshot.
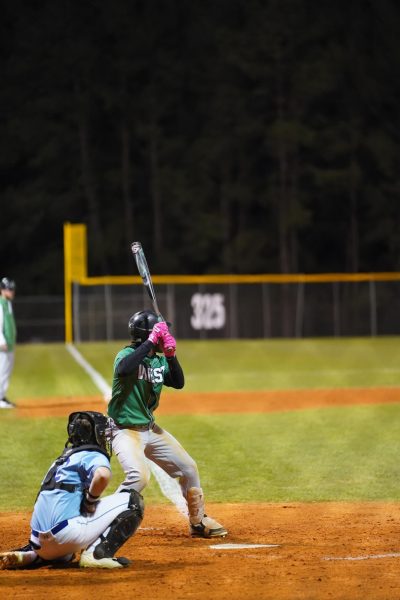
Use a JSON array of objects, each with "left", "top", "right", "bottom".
[
  {"left": 2, "top": 502, "right": 400, "bottom": 600},
  {"left": 2, "top": 387, "right": 400, "bottom": 600},
  {"left": 13, "top": 385, "right": 400, "bottom": 418}
]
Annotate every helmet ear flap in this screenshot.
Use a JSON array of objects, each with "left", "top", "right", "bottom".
[{"left": 128, "top": 310, "right": 159, "bottom": 343}]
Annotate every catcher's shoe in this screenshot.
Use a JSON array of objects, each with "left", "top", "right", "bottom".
[
  {"left": 79, "top": 550, "right": 131, "bottom": 569},
  {"left": 0, "top": 551, "right": 34, "bottom": 570},
  {"left": 13, "top": 543, "right": 35, "bottom": 552},
  {"left": 190, "top": 515, "right": 228, "bottom": 538}
]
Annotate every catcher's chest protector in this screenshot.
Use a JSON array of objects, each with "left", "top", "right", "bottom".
[{"left": 39, "top": 445, "right": 109, "bottom": 494}]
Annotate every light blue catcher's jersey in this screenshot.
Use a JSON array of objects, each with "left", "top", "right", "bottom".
[{"left": 30, "top": 450, "right": 110, "bottom": 532}]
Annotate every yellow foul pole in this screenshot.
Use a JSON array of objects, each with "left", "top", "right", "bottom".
[
  {"left": 63, "top": 222, "right": 88, "bottom": 344},
  {"left": 64, "top": 222, "right": 73, "bottom": 343}
]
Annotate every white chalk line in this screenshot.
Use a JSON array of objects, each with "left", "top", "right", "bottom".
[
  {"left": 323, "top": 552, "right": 400, "bottom": 561},
  {"left": 66, "top": 343, "right": 111, "bottom": 401},
  {"left": 210, "top": 543, "right": 279, "bottom": 550},
  {"left": 210, "top": 547, "right": 400, "bottom": 560},
  {"left": 65, "top": 343, "right": 188, "bottom": 517}
]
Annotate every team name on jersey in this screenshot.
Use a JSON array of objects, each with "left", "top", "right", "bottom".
[{"left": 138, "top": 364, "right": 165, "bottom": 384}]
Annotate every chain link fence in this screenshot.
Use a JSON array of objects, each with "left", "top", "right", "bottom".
[{"left": 14, "top": 279, "right": 400, "bottom": 343}]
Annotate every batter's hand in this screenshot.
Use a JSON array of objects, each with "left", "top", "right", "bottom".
[
  {"left": 161, "top": 332, "right": 176, "bottom": 357},
  {"left": 148, "top": 321, "right": 169, "bottom": 345}
]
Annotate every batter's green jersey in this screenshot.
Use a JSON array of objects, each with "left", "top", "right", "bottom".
[{"left": 108, "top": 346, "right": 170, "bottom": 426}]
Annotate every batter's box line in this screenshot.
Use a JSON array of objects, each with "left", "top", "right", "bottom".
[
  {"left": 210, "top": 543, "right": 280, "bottom": 550},
  {"left": 323, "top": 552, "right": 400, "bottom": 561}
]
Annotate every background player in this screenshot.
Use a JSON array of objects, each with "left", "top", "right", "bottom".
[
  {"left": 0, "top": 277, "right": 17, "bottom": 408},
  {"left": 0, "top": 411, "right": 144, "bottom": 569},
  {"left": 108, "top": 310, "right": 227, "bottom": 538}
]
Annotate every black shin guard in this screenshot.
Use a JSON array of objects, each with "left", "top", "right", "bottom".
[{"left": 94, "top": 490, "right": 144, "bottom": 559}]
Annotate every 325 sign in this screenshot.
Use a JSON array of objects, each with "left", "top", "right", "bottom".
[{"left": 190, "top": 293, "right": 226, "bottom": 330}]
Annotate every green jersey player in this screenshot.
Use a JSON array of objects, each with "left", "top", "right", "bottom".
[
  {"left": 108, "top": 310, "right": 227, "bottom": 538},
  {"left": 0, "top": 277, "right": 17, "bottom": 409}
]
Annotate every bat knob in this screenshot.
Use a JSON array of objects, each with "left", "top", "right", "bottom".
[{"left": 131, "top": 241, "right": 142, "bottom": 254}]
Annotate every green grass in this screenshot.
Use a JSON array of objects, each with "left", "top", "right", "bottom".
[
  {"left": 8, "top": 337, "right": 400, "bottom": 399},
  {"left": 2, "top": 403, "right": 400, "bottom": 510},
  {"left": 158, "top": 405, "right": 400, "bottom": 502},
  {"left": 76, "top": 337, "right": 400, "bottom": 392},
  {"left": 9, "top": 343, "right": 100, "bottom": 398},
  {"left": 2, "top": 337, "right": 400, "bottom": 511}
]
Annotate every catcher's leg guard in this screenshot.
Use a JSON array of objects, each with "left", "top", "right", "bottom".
[
  {"left": 187, "top": 487, "right": 228, "bottom": 538},
  {"left": 93, "top": 490, "right": 144, "bottom": 560}
]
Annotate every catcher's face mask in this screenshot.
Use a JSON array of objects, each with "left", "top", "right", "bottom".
[{"left": 67, "top": 411, "right": 112, "bottom": 458}]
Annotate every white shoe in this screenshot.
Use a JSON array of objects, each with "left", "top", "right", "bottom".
[
  {"left": 0, "top": 551, "right": 31, "bottom": 569},
  {"left": 0, "top": 398, "right": 15, "bottom": 409},
  {"left": 79, "top": 550, "right": 131, "bottom": 569}
]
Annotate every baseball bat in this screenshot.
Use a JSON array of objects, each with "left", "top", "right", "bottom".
[{"left": 131, "top": 241, "right": 163, "bottom": 321}]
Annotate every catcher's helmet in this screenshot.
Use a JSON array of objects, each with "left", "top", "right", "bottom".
[
  {"left": 0, "top": 277, "right": 16, "bottom": 291},
  {"left": 67, "top": 411, "right": 111, "bottom": 457},
  {"left": 128, "top": 310, "right": 159, "bottom": 343}
]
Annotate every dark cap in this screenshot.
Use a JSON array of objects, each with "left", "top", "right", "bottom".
[{"left": 0, "top": 278, "right": 16, "bottom": 291}]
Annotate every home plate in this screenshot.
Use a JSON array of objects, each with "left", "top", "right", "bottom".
[{"left": 210, "top": 543, "right": 279, "bottom": 550}]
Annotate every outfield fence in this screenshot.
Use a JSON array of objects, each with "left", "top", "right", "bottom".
[{"left": 15, "top": 274, "right": 400, "bottom": 342}]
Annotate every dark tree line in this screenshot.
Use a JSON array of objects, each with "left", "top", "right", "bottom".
[{"left": 1, "top": 0, "right": 400, "bottom": 294}]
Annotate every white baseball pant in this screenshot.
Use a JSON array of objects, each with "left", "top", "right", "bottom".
[
  {"left": 111, "top": 423, "right": 201, "bottom": 499},
  {"left": 0, "top": 351, "right": 14, "bottom": 398},
  {"left": 30, "top": 492, "right": 131, "bottom": 561}
]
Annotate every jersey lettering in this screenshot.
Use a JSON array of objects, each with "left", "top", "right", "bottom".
[{"left": 138, "top": 364, "right": 165, "bottom": 384}]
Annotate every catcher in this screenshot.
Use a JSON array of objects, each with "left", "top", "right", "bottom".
[
  {"left": 108, "top": 309, "right": 227, "bottom": 538},
  {"left": 0, "top": 411, "right": 144, "bottom": 570}
]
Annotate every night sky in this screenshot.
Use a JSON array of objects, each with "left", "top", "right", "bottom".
[{"left": 1, "top": 0, "right": 400, "bottom": 294}]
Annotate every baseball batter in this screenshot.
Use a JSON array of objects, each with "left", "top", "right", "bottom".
[
  {"left": 108, "top": 310, "right": 227, "bottom": 538},
  {"left": 0, "top": 411, "right": 144, "bottom": 570}
]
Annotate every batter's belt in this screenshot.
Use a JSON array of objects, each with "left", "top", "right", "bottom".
[{"left": 114, "top": 421, "right": 162, "bottom": 433}]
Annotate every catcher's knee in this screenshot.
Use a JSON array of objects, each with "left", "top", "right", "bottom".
[
  {"left": 120, "top": 488, "right": 145, "bottom": 518},
  {"left": 93, "top": 491, "right": 144, "bottom": 559}
]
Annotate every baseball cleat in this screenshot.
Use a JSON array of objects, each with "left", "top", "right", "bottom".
[
  {"left": 0, "top": 551, "right": 32, "bottom": 569},
  {"left": 190, "top": 516, "right": 228, "bottom": 538},
  {"left": 0, "top": 397, "right": 15, "bottom": 409},
  {"left": 79, "top": 550, "right": 131, "bottom": 569}
]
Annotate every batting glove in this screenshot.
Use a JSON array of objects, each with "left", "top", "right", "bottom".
[
  {"left": 148, "top": 321, "right": 169, "bottom": 345},
  {"left": 161, "top": 332, "right": 177, "bottom": 357}
]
